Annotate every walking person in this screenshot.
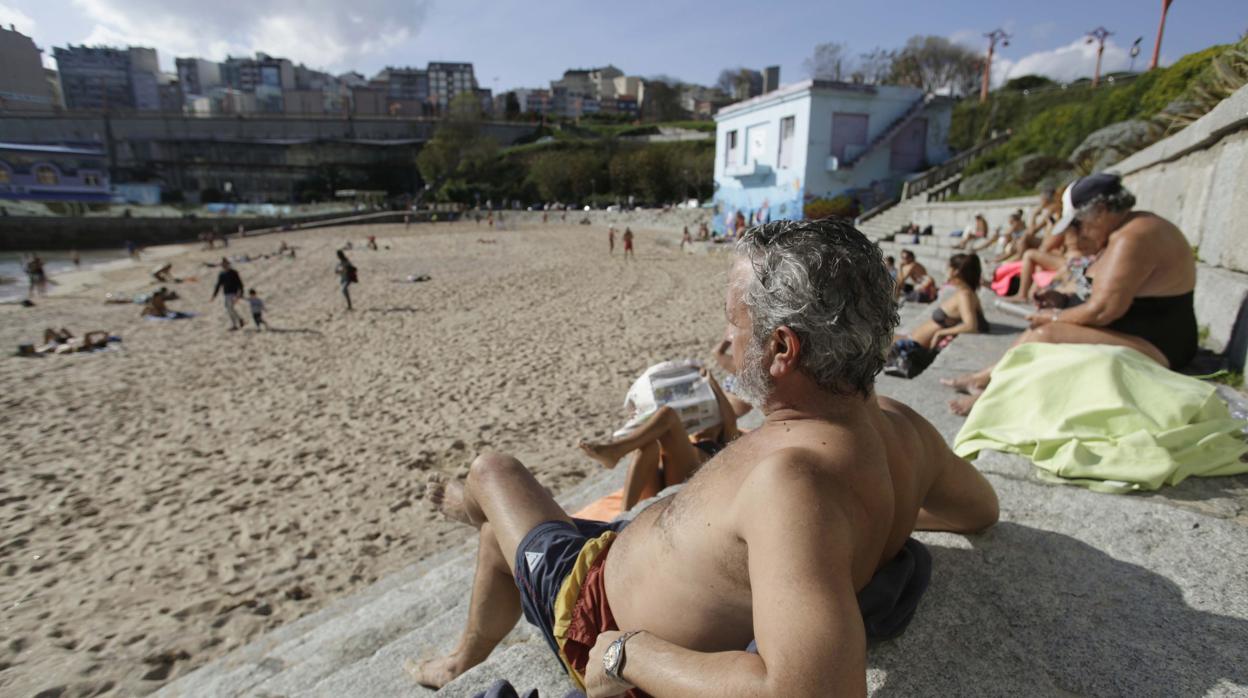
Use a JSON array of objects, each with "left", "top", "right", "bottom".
[
  {"left": 336, "top": 250, "right": 358, "bottom": 311},
  {"left": 622, "top": 227, "right": 635, "bottom": 261},
  {"left": 24, "top": 254, "right": 48, "bottom": 299},
  {"left": 211, "top": 258, "right": 245, "bottom": 330},
  {"left": 247, "top": 289, "right": 269, "bottom": 329},
  {"left": 608, "top": 226, "right": 616, "bottom": 255}
]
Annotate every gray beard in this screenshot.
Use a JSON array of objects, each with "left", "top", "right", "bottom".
[{"left": 733, "top": 338, "right": 774, "bottom": 408}]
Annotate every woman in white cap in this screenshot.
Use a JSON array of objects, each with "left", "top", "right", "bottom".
[{"left": 944, "top": 173, "right": 1198, "bottom": 414}]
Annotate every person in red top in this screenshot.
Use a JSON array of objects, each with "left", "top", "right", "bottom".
[{"left": 622, "top": 228, "right": 635, "bottom": 261}]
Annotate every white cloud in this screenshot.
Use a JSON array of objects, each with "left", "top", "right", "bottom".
[
  {"left": 996, "top": 36, "right": 1136, "bottom": 86},
  {"left": 66, "top": 0, "right": 430, "bottom": 73},
  {"left": 0, "top": 1, "right": 36, "bottom": 34}
]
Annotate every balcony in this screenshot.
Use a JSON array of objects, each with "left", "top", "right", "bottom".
[{"left": 725, "top": 160, "right": 772, "bottom": 179}]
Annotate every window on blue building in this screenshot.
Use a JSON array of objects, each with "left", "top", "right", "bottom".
[
  {"left": 725, "top": 130, "right": 739, "bottom": 168},
  {"left": 778, "top": 116, "right": 795, "bottom": 170}
]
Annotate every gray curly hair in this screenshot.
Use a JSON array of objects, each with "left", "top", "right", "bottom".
[
  {"left": 734, "top": 217, "right": 899, "bottom": 400},
  {"left": 1077, "top": 184, "right": 1136, "bottom": 217}
]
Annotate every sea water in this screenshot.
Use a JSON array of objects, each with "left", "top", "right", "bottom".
[{"left": 0, "top": 250, "right": 132, "bottom": 301}]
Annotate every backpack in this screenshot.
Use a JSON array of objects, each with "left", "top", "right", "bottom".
[{"left": 884, "top": 339, "right": 935, "bottom": 379}]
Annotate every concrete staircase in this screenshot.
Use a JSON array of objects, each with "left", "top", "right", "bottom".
[
  {"left": 158, "top": 295, "right": 1248, "bottom": 697},
  {"left": 843, "top": 94, "right": 936, "bottom": 168}
]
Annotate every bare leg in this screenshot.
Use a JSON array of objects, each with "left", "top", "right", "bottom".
[
  {"left": 623, "top": 442, "right": 662, "bottom": 510},
  {"left": 946, "top": 321, "right": 1168, "bottom": 415},
  {"left": 1005, "top": 250, "right": 1063, "bottom": 303},
  {"left": 579, "top": 406, "right": 702, "bottom": 480},
  {"left": 407, "top": 454, "right": 572, "bottom": 687},
  {"left": 405, "top": 522, "right": 520, "bottom": 687}
]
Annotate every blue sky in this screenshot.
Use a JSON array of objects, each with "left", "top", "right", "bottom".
[{"left": 3, "top": 0, "right": 1244, "bottom": 91}]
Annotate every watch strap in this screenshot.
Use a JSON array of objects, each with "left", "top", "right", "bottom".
[{"left": 604, "top": 630, "right": 643, "bottom": 681}]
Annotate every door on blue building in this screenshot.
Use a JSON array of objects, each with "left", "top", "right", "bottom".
[{"left": 889, "top": 118, "right": 928, "bottom": 172}]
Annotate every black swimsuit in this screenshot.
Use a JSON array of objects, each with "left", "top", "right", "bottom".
[{"left": 1105, "top": 291, "right": 1198, "bottom": 369}]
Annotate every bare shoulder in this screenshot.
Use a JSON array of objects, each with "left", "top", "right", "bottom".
[
  {"left": 737, "top": 446, "right": 850, "bottom": 510},
  {"left": 876, "top": 396, "right": 957, "bottom": 472}
]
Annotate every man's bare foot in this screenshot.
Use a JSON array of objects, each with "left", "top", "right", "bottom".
[
  {"left": 948, "top": 393, "right": 982, "bottom": 416},
  {"left": 424, "top": 474, "right": 471, "bottom": 525},
  {"left": 940, "top": 372, "right": 989, "bottom": 394},
  {"left": 578, "top": 440, "right": 627, "bottom": 470},
  {"left": 404, "top": 655, "right": 466, "bottom": 689}
]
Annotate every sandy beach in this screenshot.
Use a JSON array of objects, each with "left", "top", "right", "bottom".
[{"left": 0, "top": 220, "right": 729, "bottom": 696}]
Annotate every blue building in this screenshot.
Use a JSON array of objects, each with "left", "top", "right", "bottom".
[
  {"left": 0, "top": 142, "right": 111, "bottom": 203},
  {"left": 712, "top": 80, "right": 953, "bottom": 234}
]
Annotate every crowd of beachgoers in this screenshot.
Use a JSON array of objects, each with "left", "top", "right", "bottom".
[{"left": 4, "top": 174, "right": 1245, "bottom": 697}]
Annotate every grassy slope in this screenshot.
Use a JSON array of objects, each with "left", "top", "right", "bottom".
[{"left": 948, "top": 44, "right": 1227, "bottom": 197}]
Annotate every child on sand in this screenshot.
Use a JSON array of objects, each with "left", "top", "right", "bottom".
[
  {"left": 623, "top": 227, "right": 635, "bottom": 260},
  {"left": 247, "top": 289, "right": 268, "bottom": 329}
]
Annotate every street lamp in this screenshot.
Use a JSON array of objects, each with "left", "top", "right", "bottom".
[
  {"left": 980, "top": 29, "right": 1011, "bottom": 103},
  {"left": 1129, "top": 37, "right": 1143, "bottom": 72},
  {"left": 1086, "top": 27, "right": 1112, "bottom": 87}
]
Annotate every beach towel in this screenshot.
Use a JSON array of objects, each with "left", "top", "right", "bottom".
[
  {"left": 990, "top": 261, "right": 1055, "bottom": 297},
  {"left": 954, "top": 344, "right": 1248, "bottom": 493},
  {"left": 572, "top": 489, "right": 625, "bottom": 522},
  {"left": 143, "top": 311, "right": 196, "bottom": 321}
]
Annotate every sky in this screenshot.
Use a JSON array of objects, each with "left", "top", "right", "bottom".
[{"left": 2, "top": 0, "right": 1245, "bottom": 92}]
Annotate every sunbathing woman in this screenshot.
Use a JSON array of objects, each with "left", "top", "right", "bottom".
[
  {"left": 578, "top": 368, "right": 742, "bottom": 510},
  {"left": 896, "top": 253, "right": 988, "bottom": 350},
  {"left": 1001, "top": 216, "right": 1089, "bottom": 303},
  {"left": 944, "top": 174, "right": 1197, "bottom": 415}
]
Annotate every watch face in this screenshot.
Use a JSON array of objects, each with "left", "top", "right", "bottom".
[{"left": 603, "top": 642, "right": 621, "bottom": 669}]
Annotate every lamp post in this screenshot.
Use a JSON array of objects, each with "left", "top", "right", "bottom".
[
  {"left": 980, "top": 29, "right": 1012, "bottom": 103},
  {"left": 1129, "top": 37, "right": 1143, "bottom": 72},
  {"left": 1149, "top": 0, "right": 1174, "bottom": 70},
  {"left": 1086, "top": 27, "right": 1112, "bottom": 87}
]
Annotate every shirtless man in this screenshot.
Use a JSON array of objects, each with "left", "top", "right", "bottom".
[
  {"left": 893, "top": 249, "right": 935, "bottom": 302},
  {"left": 408, "top": 218, "right": 999, "bottom": 697}
]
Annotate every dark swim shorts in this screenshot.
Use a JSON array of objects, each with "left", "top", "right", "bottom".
[{"left": 514, "top": 518, "right": 629, "bottom": 688}]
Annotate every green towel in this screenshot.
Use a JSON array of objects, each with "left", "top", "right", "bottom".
[{"left": 954, "top": 343, "right": 1248, "bottom": 493}]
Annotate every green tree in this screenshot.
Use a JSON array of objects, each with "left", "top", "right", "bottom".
[
  {"left": 504, "top": 91, "right": 521, "bottom": 120},
  {"left": 889, "top": 35, "right": 981, "bottom": 95},
  {"left": 417, "top": 92, "right": 499, "bottom": 191}
]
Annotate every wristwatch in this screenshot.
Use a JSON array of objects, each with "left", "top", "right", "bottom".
[{"left": 602, "top": 630, "right": 643, "bottom": 681}]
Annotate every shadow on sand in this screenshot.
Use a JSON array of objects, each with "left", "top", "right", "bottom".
[{"left": 869, "top": 522, "right": 1248, "bottom": 694}]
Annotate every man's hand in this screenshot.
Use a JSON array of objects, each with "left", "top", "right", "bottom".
[{"left": 584, "top": 630, "right": 635, "bottom": 698}]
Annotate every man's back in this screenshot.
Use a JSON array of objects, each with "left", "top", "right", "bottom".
[{"left": 605, "top": 395, "right": 996, "bottom": 653}]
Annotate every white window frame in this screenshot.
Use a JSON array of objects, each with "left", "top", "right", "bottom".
[
  {"left": 725, "top": 129, "right": 740, "bottom": 169},
  {"left": 777, "top": 115, "right": 796, "bottom": 170}
]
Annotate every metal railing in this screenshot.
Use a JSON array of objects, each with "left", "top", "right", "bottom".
[{"left": 900, "top": 128, "right": 1012, "bottom": 201}]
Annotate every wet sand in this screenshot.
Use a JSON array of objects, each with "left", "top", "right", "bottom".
[{"left": 0, "top": 221, "right": 729, "bottom": 696}]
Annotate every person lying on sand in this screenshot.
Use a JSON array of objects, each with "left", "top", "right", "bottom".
[
  {"left": 36, "top": 328, "right": 112, "bottom": 354},
  {"left": 406, "top": 218, "right": 999, "bottom": 696},
  {"left": 578, "top": 367, "right": 742, "bottom": 511}
]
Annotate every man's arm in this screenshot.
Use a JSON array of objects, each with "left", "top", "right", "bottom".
[{"left": 588, "top": 453, "right": 867, "bottom": 698}]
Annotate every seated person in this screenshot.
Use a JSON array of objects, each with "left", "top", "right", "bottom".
[
  {"left": 895, "top": 253, "right": 988, "bottom": 351},
  {"left": 945, "top": 174, "right": 1198, "bottom": 415},
  {"left": 406, "top": 218, "right": 999, "bottom": 696},
  {"left": 954, "top": 214, "right": 989, "bottom": 250},
  {"left": 579, "top": 368, "right": 742, "bottom": 511},
  {"left": 1020, "top": 187, "right": 1063, "bottom": 251},
  {"left": 141, "top": 293, "right": 170, "bottom": 318},
  {"left": 893, "top": 249, "right": 937, "bottom": 302},
  {"left": 975, "top": 211, "right": 1027, "bottom": 263},
  {"left": 1002, "top": 218, "right": 1092, "bottom": 303}
]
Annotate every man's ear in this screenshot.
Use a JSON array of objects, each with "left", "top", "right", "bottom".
[{"left": 769, "top": 326, "right": 801, "bottom": 379}]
